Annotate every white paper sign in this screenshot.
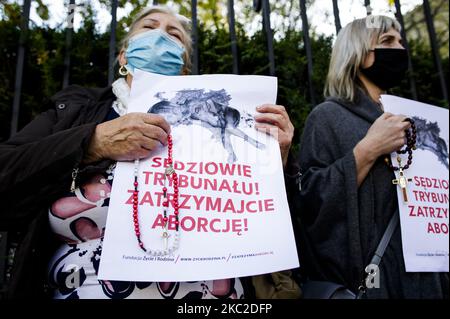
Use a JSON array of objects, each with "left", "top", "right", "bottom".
[
  {"left": 98, "top": 70, "right": 299, "bottom": 282},
  {"left": 381, "top": 94, "right": 449, "bottom": 272}
]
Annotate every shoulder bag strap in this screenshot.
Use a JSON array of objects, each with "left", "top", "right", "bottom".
[{"left": 357, "top": 209, "right": 400, "bottom": 299}]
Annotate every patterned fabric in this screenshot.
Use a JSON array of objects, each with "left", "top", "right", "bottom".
[
  {"left": 48, "top": 238, "right": 243, "bottom": 299},
  {"left": 47, "top": 107, "right": 244, "bottom": 299}
]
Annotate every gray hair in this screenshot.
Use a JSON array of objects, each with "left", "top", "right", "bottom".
[
  {"left": 119, "top": 5, "right": 192, "bottom": 74},
  {"left": 324, "top": 15, "right": 401, "bottom": 102}
]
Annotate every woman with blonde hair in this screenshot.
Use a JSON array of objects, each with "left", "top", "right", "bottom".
[{"left": 295, "top": 15, "right": 448, "bottom": 298}]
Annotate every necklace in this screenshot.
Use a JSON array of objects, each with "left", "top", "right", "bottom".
[
  {"left": 384, "top": 118, "right": 417, "bottom": 202},
  {"left": 132, "top": 134, "right": 180, "bottom": 256}
]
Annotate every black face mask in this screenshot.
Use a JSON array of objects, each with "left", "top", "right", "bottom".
[{"left": 360, "top": 48, "right": 409, "bottom": 90}]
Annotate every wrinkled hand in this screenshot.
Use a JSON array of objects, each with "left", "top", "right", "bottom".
[
  {"left": 84, "top": 112, "right": 170, "bottom": 163},
  {"left": 254, "top": 104, "right": 294, "bottom": 168},
  {"left": 359, "top": 112, "right": 411, "bottom": 160}
]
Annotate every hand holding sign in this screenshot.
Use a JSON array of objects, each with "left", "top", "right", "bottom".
[
  {"left": 254, "top": 104, "right": 294, "bottom": 168},
  {"left": 98, "top": 71, "right": 299, "bottom": 282},
  {"left": 85, "top": 113, "right": 171, "bottom": 163},
  {"left": 381, "top": 95, "right": 449, "bottom": 272}
]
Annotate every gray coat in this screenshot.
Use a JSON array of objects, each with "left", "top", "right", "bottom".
[{"left": 296, "top": 90, "right": 448, "bottom": 298}]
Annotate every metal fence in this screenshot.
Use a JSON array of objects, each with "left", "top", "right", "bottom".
[{"left": 8, "top": 0, "right": 449, "bottom": 137}]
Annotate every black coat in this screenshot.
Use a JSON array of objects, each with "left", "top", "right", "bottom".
[
  {"left": 294, "top": 91, "right": 449, "bottom": 298},
  {"left": 0, "top": 85, "right": 116, "bottom": 299}
]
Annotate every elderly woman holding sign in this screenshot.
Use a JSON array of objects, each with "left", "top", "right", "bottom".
[
  {"left": 0, "top": 5, "right": 296, "bottom": 299},
  {"left": 294, "top": 15, "right": 448, "bottom": 298}
]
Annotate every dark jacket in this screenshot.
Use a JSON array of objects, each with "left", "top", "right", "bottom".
[
  {"left": 0, "top": 85, "right": 116, "bottom": 299},
  {"left": 293, "top": 91, "right": 449, "bottom": 298},
  {"left": 0, "top": 85, "right": 258, "bottom": 299}
]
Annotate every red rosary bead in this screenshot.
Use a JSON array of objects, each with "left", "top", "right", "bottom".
[{"left": 133, "top": 134, "right": 181, "bottom": 255}]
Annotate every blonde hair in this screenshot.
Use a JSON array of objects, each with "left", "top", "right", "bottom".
[
  {"left": 324, "top": 15, "right": 401, "bottom": 102},
  {"left": 119, "top": 5, "right": 193, "bottom": 74}
]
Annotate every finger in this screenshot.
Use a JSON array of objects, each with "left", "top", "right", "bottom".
[
  {"left": 391, "top": 114, "right": 408, "bottom": 122},
  {"left": 256, "top": 104, "right": 289, "bottom": 118},
  {"left": 139, "top": 137, "right": 161, "bottom": 152},
  {"left": 255, "top": 123, "right": 281, "bottom": 138},
  {"left": 395, "top": 114, "right": 410, "bottom": 120},
  {"left": 141, "top": 113, "right": 171, "bottom": 134},
  {"left": 140, "top": 124, "right": 168, "bottom": 146},
  {"left": 396, "top": 134, "right": 407, "bottom": 147},
  {"left": 388, "top": 115, "right": 411, "bottom": 129},
  {"left": 137, "top": 147, "right": 153, "bottom": 160},
  {"left": 393, "top": 117, "right": 411, "bottom": 130},
  {"left": 381, "top": 112, "right": 394, "bottom": 119},
  {"left": 254, "top": 113, "right": 287, "bottom": 130},
  {"left": 396, "top": 138, "right": 407, "bottom": 149},
  {"left": 403, "top": 117, "right": 414, "bottom": 124},
  {"left": 401, "top": 121, "right": 412, "bottom": 130}
]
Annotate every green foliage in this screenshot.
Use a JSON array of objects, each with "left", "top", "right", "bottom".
[
  {"left": 35, "top": 0, "right": 49, "bottom": 21},
  {"left": 390, "top": 39, "right": 449, "bottom": 107}
]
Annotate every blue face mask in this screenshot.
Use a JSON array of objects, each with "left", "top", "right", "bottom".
[{"left": 125, "top": 29, "right": 185, "bottom": 76}]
